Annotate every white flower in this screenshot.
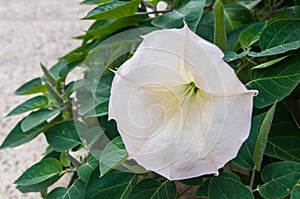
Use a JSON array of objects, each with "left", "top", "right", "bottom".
[{"left": 108, "top": 24, "right": 257, "bottom": 180}]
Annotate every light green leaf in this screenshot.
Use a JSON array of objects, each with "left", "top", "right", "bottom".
[
  {"left": 223, "top": 50, "right": 248, "bottom": 62},
  {"left": 45, "top": 82, "right": 64, "bottom": 105},
  {"left": 249, "top": 19, "right": 300, "bottom": 57},
  {"left": 15, "top": 78, "right": 47, "bottom": 95},
  {"left": 21, "top": 108, "right": 63, "bottom": 132},
  {"left": 14, "top": 158, "right": 62, "bottom": 186},
  {"left": 6, "top": 96, "right": 49, "bottom": 117},
  {"left": 46, "top": 187, "right": 67, "bottom": 199},
  {"left": 259, "top": 161, "right": 300, "bottom": 199},
  {"left": 251, "top": 56, "right": 288, "bottom": 70},
  {"left": 60, "top": 152, "right": 70, "bottom": 167},
  {"left": 100, "top": 136, "right": 128, "bottom": 176},
  {"left": 85, "top": 169, "right": 136, "bottom": 199},
  {"left": 152, "top": 0, "right": 206, "bottom": 31},
  {"left": 285, "top": 6, "right": 300, "bottom": 19},
  {"left": 41, "top": 63, "right": 57, "bottom": 87},
  {"left": 44, "top": 121, "right": 83, "bottom": 152},
  {"left": 265, "top": 103, "right": 300, "bottom": 162},
  {"left": 0, "top": 119, "right": 47, "bottom": 149},
  {"left": 291, "top": 180, "right": 300, "bottom": 199},
  {"left": 83, "top": 0, "right": 141, "bottom": 20},
  {"left": 253, "top": 102, "right": 277, "bottom": 171},
  {"left": 247, "top": 56, "right": 300, "bottom": 108},
  {"left": 239, "top": 21, "right": 266, "bottom": 48},
  {"left": 208, "top": 173, "right": 254, "bottom": 199},
  {"left": 63, "top": 179, "right": 86, "bottom": 199}
]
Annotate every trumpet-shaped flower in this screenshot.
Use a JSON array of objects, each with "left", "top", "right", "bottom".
[{"left": 108, "top": 25, "right": 257, "bottom": 180}]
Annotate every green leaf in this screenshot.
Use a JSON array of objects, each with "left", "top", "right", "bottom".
[
  {"left": 249, "top": 19, "right": 300, "bottom": 57},
  {"left": 247, "top": 55, "right": 300, "bottom": 108},
  {"left": 41, "top": 63, "right": 57, "bottom": 86},
  {"left": 127, "top": 178, "right": 160, "bottom": 199},
  {"left": 85, "top": 169, "right": 136, "bottom": 199},
  {"left": 44, "top": 121, "right": 83, "bottom": 152},
  {"left": 285, "top": 6, "right": 300, "bottom": 18},
  {"left": 46, "top": 187, "right": 67, "bottom": 199},
  {"left": 214, "top": 0, "right": 227, "bottom": 52},
  {"left": 0, "top": 119, "right": 47, "bottom": 149},
  {"left": 239, "top": 22, "right": 266, "bottom": 48},
  {"left": 265, "top": 103, "right": 300, "bottom": 162},
  {"left": 152, "top": 0, "right": 206, "bottom": 31},
  {"left": 180, "top": 176, "right": 203, "bottom": 186},
  {"left": 291, "top": 180, "right": 300, "bottom": 199},
  {"left": 15, "top": 78, "right": 47, "bottom": 95},
  {"left": 21, "top": 108, "right": 63, "bottom": 132},
  {"left": 223, "top": 3, "right": 253, "bottom": 33},
  {"left": 14, "top": 158, "right": 62, "bottom": 186},
  {"left": 49, "top": 60, "right": 77, "bottom": 79},
  {"left": 81, "top": 0, "right": 110, "bottom": 5},
  {"left": 86, "top": 101, "right": 109, "bottom": 118},
  {"left": 17, "top": 175, "right": 61, "bottom": 193},
  {"left": 251, "top": 56, "right": 288, "bottom": 70},
  {"left": 83, "top": 0, "right": 141, "bottom": 20},
  {"left": 195, "top": 178, "right": 211, "bottom": 198},
  {"left": 63, "top": 179, "right": 86, "bottom": 199},
  {"left": 149, "top": 181, "right": 177, "bottom": 199},
  {"left": 224, "top": 50, "right": 248, "bottom": 62},
  {"left": 208, "top": 173, "right": 254, "bottom": 199},
  {"left": 78, "top": 126, "right": 103, "bottom": 149},
  {"left": 259, "top": 161, "right": 300, "bottom": 199},
  {"left": 78, "top": 154, "right": 99, "bottom": 183},
  {"left": 6, "top": 96, "right": 49, "bottom": 117},
  {"left": 238, "top": 0, "right": 262, "bottom": 10},
  {"left": 100, "top": 136, "right": 128, "bottom": 176},
  {"left": 45, "top": 82, "right": 64, "bottom": 104},
  {"left": 253, "top": 102, "right": 277, "bottom": 171},
  {"left": 60, "top": 152, "right": 70, "bottom": 167}
]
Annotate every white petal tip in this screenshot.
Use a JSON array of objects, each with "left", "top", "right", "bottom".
[
  {"left": 213, "top": 171, "right": 219, "bottom": 176},
  {"left": 252, "top": 90, "right": 259, "bottom": 96}
]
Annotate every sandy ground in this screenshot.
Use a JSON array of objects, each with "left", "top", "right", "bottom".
[{"left": 0, "top": 1, "right": 92, "bottom": 198}]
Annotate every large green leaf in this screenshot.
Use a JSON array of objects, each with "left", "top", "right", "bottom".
[
  {"left": 16, "top": 175, "right": 61, "bottom": 193},
  {"left": 46, "top": 187, "right": 67, "bottom": 199},
  {"left": 100, "top": 136, "right": 128, "bottom": 176},
  {"left": 63, "top": 179, "right": 86, "bottom": 199},
  {"left": 0, "top": 119, "right": 47, "bottom": 149},
  {"left": 15, "top": 78, "right": 47, "bottom": 95},
  {"left": 152, "top": 0, "right": 206, "bottom": 31},
  {"left": 239, "top": 21, "right": 266, "bottom": 49},
  {"left": 253, "top": 102, "right": 277, "bottom": 171},
  {"left": 247, "top": 55, "right": 300, "bottom": 108},
  {"left": 208, "top": 173, "right": 254, "bottom": 199},
  {"left": 14, "top": 158, "right": 62, "bottom": 186},
  {"left": 6, "top": 96, "right": 49, "bottom": 117},
  {"left": 265, "top": 103, "right": 300, "bottom": 162},
  {"left": 259, "top": 161, "right": 300, "bottom": 199},
  {"left": 83, "top": 0, "right": 141, "bottom": 20},
  {"left": 21, "top": 108, "right": 63, "bottom": 132},
  {"left": 285, "top": 6, "right": 300, "bottom": 18},
  {"left": 249, "top": 19, "right": 300, "bottom": 57},
  {"left": 78, "top": 154, "right": 99, "bottom": 183},
  {"left": 291, "top": 180, "right": 300, "bottom": 199},
  {"left": 85, "top": 169, "right": 136, "bottom": 199},
  {"left": 44, "top": 121, "right": 83, "bottom": 152}
]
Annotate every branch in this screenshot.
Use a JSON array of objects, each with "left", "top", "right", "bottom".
[{"left": 260, "top": 0, "right": 285, "bottom": 21}]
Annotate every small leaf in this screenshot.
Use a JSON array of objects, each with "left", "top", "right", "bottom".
[
  {"left": 0, "top": 119, "right": 47, "bottom": 149},
  {"left": 253, "top": 102, "right": 277, "bottom": 171},
  {"left": 44, "top": 121, "right": 83, "bottom": 152},
  {"left": 239, "top": 21, "right": 266, "bottom": 48},
  {"left": 247, "top": 56, "right": 300, "bottom": 108},
  {"left": 85, "top": 169, "right": 136, "bottom": 199},
  {"left": 15, "top": 78, "right": 47, "bottom": 95},
  {"left": 6, "top": 96, "right": 49, "bottom": 117},
  {"left": 41, "top": 63, "right": 57, "bottom": 86},
  {"left": 251, "top": 56, "right": 288, "bottom": 70},
  {"left": 21, "top": 108, "right": 63, "bottom": 132},
  {"left": 152, "top": 0, "right": 206, "bottom": 31},
  {"left": 45, "top": 82, "right": 64, "bottom": 104},
  {"left": 46, "top": 187, "right": 67, "bottom": 199},
  {"left": 60, "top": 152, "right": 70, "bottom": 167},
  {"left": 14, "top": 158, "right": 62, "bottom": 186},
  {"left": 83, "top": 0, "right": 141, "bottom": 20},
  {"left": 100, "top": 136, "right": 128, "bottom": 176},
  {"left": 259, "top": 161, "right": 300, "bottom": 199}
]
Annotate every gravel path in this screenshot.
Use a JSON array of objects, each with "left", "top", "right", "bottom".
[{"left": 0, "top": 1, "right": 91, "bottom": 198}]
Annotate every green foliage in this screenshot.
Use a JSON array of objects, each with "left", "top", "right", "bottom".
[{"left": 2, "top": 0, "right": 300, "bottom": 198}]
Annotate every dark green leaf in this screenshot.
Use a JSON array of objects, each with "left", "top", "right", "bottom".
[
  {"left": 6, "top": 96, "right": 49, "bottom": 117},
  {"left": 15, "top": 78, "right": 47, "bottom": 95},
  {"left": 100, "top": 136, "right": 128, "bottom": 176},
  {"left": 14, "top": 158, "right": 62, "bottom": 186},
  {"left": 239, "top": 22, "right": 266, "bottom": 48},
  {"left": 150, "top": 181, "right": 177, "bottom": 199},
  {"left": 78, "top": 126, "right": 103, "bottom": 149},
  {"left": 253, "top": 102, "right": 277, "bottom": 171},
  {"left": 259, "top": 161, "right": 300, "bottom": 199},
  {"left": 83, "top": 0, "right": 141, "bottom": 20},
  {"left": 238, "top": 0, "right": 262, "bottom": 10},
  {"left": 44, "top": 121, "right": 83, "bottom": 152},
  {"left": 45, "top": 82, "right": 64, "bottom": 105},
  {"left": 195, "top": 178, "right": 211, "bottom": 198},
  {"left": 85, "top": 169, "right": 136, "bottom": 199},
  {"left": 46, "top": 187, "right": 67, "bottom": 199},
  {"left": 86, "top": 101, "right": 109, "bottom": 117},
  {"left": 265, "top": 103, "right": 300, "bottom": 162},
  {"left": 63, "top": 179, "right": 86, "bottom": 199},
  {"left": 285, "top": 6, "right": 300, "bottom": 19},
  {"left": 249, "top": 19, "right": 300, "bottom": 57},
  {"left": 291, "top": 180, "right": 300, "bottom": 199},
  {"left": 152, "top": 0, "right": 206, "bottom": 31},
  {"left": 247, "top": 56, "right": 300, "bottom": 108},
  {"left": 16, "top": 175, "right": 61, "bottom": 193},
  {"left": 208, "top": 173, "right": 254, "bottom": 199},
  {"left": 127, "top": 178, "right": 160, "bottom": 199},
  {"left": 0, "top": 119, "right": 47, "bottom": 149},
  {"left": 180, "top": 176, "right": 203, "bottom": 186},
  {"left": 21, "top": 108, "right": 63, "bottom": 132},
  {"left": 78, "top": 154, "right": 99, "bottom": 183},
  {"left": 196, "top": 11, "right": 214, "bottom": 43},
  {"left": 49, "top": 60, "right": 76, "bottom": 79},
  {"left": 41, "top": 63, "right": 57, "bottom": 86}
]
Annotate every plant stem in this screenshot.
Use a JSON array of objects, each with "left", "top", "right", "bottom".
[
  {"left": 177, "top": 187, "right": 192, "bottom": 198},
  {"left": 260, "top": 0, "right": 285, "bottom": 21},
  {"left": 250, "top": 169, "right": 256, "bottom": 188}
]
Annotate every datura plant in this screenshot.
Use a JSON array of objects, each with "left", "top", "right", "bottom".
[{"left": 1, "top": 0, "right": 300, "bottom": 199}]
